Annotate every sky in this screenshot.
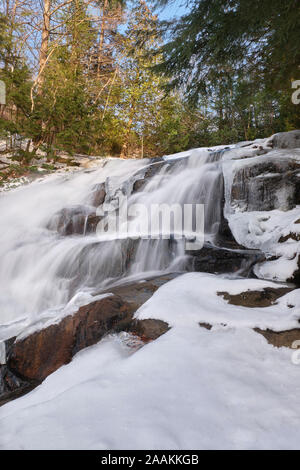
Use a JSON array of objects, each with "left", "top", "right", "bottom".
[{"left": 156, "top": 1, "right": 188, "bottom": 21}]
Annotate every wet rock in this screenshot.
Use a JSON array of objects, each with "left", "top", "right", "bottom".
[
  {"left": 231, "top": 157, "right": 300, "bottom": 212},
  {"left": 187, "top": 243, "right": 264, "bottom": 276},
  {"left": 0, "top": 365, "right": 37, "bottom": 407},
  {"left": 103, "top": 281, "right": 158, "bottom": 311},
  {"left": 47, "top": 205, "right": 101, "bottom": 236},
  {"left": 132, "top": 160, "right": 166, "bottom": 193},
  {"left": 216, "top": 174, "right": 243, "bottom": 248},
  {"left": 100, "top": 274, "right": 179, "bottom": 311},
  {"left": 268, "top": 130, "right": 300, "bottom": 149},
  {"left": 85, "top": 213, "right": 102, "bottom": 233},
  {"left": 218, "top": 287, "right": 293, "bottom": 308},
  {"left": 288, "top": 255, "right": 300, "bottom": 286},
  {"left": 129, "top": 319, "right": 170, "bottom": 342},
  {"left": 1, "top": 274, "right": 178, "bottom": 406},
  {"left": 254, "top": 327, "right": 300, "bottom": 348},
  {"left": 89, "top": 182, "right": 106, "bottom": 207},
  {"left": 7, "top": 295, "right": 135, "bottom": 382}
]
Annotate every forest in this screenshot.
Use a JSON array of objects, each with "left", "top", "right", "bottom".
[
  {"left": 0, "top": 0, "right": 299, "bottom": 163},
  {"left": 1, "top": 0, "right": 300, "bottom": 452}
]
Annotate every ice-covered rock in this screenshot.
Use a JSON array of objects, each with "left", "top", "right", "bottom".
[
  {"left": 222, "top": 131, "right": 300, "bottom": 284},
  {"left": 268, "top": 130, "right": 300, "bottom": 149}
]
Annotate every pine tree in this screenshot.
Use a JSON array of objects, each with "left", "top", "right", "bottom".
[
  {"left": 155, "top": 0, "right": 300, "bottom": 132},
  {"left": 116, "top": 0, "right": 165, "bottom": 157}
]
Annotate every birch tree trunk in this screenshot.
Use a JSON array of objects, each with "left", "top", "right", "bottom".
[
  {"left": 37, "top": 0, "right": 51, "bottom": 92},
  {"left": 97, "top": 0, "right": 108, "bottom": 79}
]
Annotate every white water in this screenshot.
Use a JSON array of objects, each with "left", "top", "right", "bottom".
[{"left": 0, "top": 150, "right": 225, "bottom": 341}]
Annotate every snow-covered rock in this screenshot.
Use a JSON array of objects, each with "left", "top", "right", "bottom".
[
  {"left": 268, "top": 130, "right": 300, "bottom": 149},
  {"left": 222, "top": 134, "right": 300, "bottom": 284}
]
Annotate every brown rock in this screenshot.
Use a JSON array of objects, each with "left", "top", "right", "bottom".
[
  {"left": 279, "top": 232, "right": 300, "bottom": 243},
  {"left": 199, "top": 322, "right": 212, "bottom": 330},
  {"left": 218, "top": 287, "right": 293, "bottom": 308},
  {"left": 8, "top": 295, "right": 135, "bottom": 382},
  {"left": 254, "top": 327, "right": 300, "bottom": 348},
  {"left": 85, "top": 213, "right": 102, "bottom": 233},
  {"left": 130, "top": 319, "right": 170, "bottom": 342},
  {"left": 197, "top": 323, "right": 300, "bottom": 349}
]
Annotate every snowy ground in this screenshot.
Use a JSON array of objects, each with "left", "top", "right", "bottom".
[{"left": 1, "top": 273, "right": 300, "bottom": 450}]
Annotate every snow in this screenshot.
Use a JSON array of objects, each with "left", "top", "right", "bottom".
[
  {"left": 255, "top": 254, "right": 300, "bottom": 284},
  {"left": 1, "top": 134, "right": 300, "bottom": 450},
  {"left": 135, "top": 273, "right": 300, "bottom": 331},
  {"left": 226, "top": 206, "right": 300, "bottom": 283},
  {"left": 226, "top": 208, "right": 300, "bottom": 252},
  {"left": 221, "top": 146, "right": 300, "bottom": 283},
  {"left": 162, "top": 143, "right": 235, "bottom": 161},
  {"left": 1, "top": 273, "right": 300, "bottom": 450}
]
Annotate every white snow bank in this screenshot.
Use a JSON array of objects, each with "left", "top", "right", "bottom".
[
  {"left": 135, "top": 273, "right": 299, "bottom": 331},
  {"left": 221, "top": 146, "right": 300, "bottom": 283},
  {"left": 1, "top": 273, "right": 300, "bottom": 450},
  {"left": 226, "top": 208, "right": 300, "bottom": 252}
]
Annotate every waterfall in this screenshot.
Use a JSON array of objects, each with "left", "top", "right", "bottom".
[{"left": 0, "top": 149, "right": 225, "bottom": 340}]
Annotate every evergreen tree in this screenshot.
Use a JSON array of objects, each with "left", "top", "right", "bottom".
[{"left": 155, "top": 0, "right": 300, "bottom": 133}]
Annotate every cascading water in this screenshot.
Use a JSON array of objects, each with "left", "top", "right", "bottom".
[{"left": 0, "top": 149, "right": 225, "bottom": 341}]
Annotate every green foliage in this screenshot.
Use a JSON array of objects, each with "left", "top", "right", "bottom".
[
  {"left": 1, "top": 0, "right": 298, "bottom": 168},
  {"left": 154, "top": 0, "right": 300, "bottom": 142}
]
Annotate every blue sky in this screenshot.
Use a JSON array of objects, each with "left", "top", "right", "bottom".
[{"left": 156, "top": 1, "right": 188, "bottom": 21}]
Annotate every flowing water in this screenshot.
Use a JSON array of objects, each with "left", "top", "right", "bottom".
[{"left": 0, "top": 149, "right": 225, "bottom": 341}]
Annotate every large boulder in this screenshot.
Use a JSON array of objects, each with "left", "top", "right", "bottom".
[
  {"left": 7, "top": 295, "right": 135, "bottom": 382},
  {"left": 268, "top": 130, "right": 300, "bottom": 149},
  {"left": 132, "top": 160, "right": 166, "bottom": 193},
  {"left": 187, "top": 243, "right": 264, "bottom": 276},
  {"left": 88, "top": 182, "right": 106, "bottom": 207},
  {"left": 230, "top": 156, "right": 300, "bottom": 212},
  {"left": 1, "top": 274, "right": 176, "bottom": 406},
  {"left": 47, "top": 205, "right": 101, "bottom": 236}
]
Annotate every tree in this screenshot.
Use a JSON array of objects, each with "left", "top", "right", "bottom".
[
  {"left": 116, "top": 0, "right": 167, "bottom": 157},
  {"left": 155, "top": 0, "right": 300, "bottom": 133}
]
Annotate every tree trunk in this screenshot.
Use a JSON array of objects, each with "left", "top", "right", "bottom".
[
  {"left": 120, "top": 115, "right": 134, "bottom": 158},
  {"left": 37, "top": 0, "right": 51, "bottom": 92},
  {"left": 97, "top": 0, "right": 108, "bottom": 79}
]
